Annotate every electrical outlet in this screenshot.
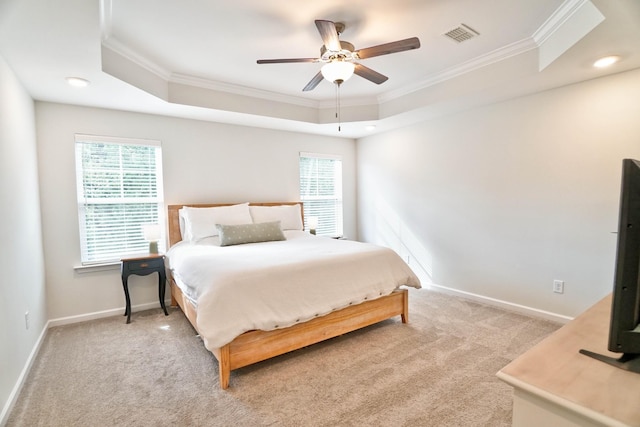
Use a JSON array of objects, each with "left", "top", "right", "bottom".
[
  {"left": 25, "top": 311, "right": 29, "bottom": 330},
  {"left": 553, "top": 280, "right": 564, "bottom": 294}
]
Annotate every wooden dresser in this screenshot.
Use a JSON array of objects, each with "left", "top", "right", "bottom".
[{"left": 497, "top": 294, "right": 640, "bottom": 427}]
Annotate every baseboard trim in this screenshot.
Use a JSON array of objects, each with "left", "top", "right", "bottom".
[
  {"left": 1, "top": 300, "right": 173, "bottom": 425},
  {"left": 0, "top": 321, "right": 49, "bottom": 427},
  {"left": 48, "top": 300, "right": 172, "bottom": 327},
  {"left": 428, "top": 283, "right": 573, "bottom": 324}
]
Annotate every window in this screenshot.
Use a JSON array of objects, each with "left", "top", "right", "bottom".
[
  {"left": 299, "top": 152, "right": 343, "bottom": 236},
  {"left": 75, "top": 135, "right": 165, "bottom": 265}
]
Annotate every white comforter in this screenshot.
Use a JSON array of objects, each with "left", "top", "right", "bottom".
[{"left": 166, "top": 231, "right": 421, "bottom": 350}]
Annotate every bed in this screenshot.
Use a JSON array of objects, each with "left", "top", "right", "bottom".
[{"left": 166, "top": 202, "right": 421, "bottom": 389}]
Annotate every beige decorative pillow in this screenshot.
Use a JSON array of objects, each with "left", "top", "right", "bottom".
[{"left": 216, "top": 221, "right": 286, "bottom": 247}]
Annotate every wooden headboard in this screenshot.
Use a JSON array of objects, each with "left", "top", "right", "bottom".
[{"left": 167, "top": 202, "right": 304, "bottom": 247}]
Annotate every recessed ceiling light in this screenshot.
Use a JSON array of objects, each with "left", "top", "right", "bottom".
[
  {"left": 593, "top": 56, "right": 620, "bottom": 68},
  {"left": 66, "top": 77, "right": 90, "bottom": 87}
]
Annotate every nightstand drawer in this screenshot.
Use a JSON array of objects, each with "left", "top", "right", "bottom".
[{"left": 127, "top": 258, "right": 164, "bottom": 271}]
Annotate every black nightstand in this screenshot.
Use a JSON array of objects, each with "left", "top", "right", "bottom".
[{"left": 121, "top": 254, "right": 169, "bottom": 324}]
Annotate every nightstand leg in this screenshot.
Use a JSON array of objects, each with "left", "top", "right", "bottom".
[
  {"left": 122, "top": 275, "right": 132, "bottom": 324},
  {"left": 158, "top": 269, "right": 168, "bottom": 316}
]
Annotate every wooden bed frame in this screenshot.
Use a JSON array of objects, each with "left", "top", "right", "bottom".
[{"left": 167, "top": 202, "right": 409, "bottom": 389}]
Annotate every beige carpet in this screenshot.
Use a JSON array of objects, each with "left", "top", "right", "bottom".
[{"left": 6, "top": 288, "right": 560, "bottom": 427}]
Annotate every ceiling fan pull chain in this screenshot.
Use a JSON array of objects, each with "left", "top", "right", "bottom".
[{"left": 336, "top": 82, "right": 341, "bottom": 132}]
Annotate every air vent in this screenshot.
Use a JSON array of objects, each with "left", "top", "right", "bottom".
[{"left": 443, "top": 24, "right": 479, "bottom": 43}]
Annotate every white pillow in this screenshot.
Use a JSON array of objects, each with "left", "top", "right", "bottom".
[
  {"left": 249, "top": 204, "right": 303, "bottom": 231},
  {"left": 181, "top": 203, "right": 252, "bottom": 242}
]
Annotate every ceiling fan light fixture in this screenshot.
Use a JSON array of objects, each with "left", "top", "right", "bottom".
[{"left": 321, "top": 61, "right": 355, "bottom": 84}]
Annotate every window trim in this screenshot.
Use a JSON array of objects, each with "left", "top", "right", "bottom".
[
  {"left": 74, "top": 134, "right": 165, "bottom": 266},
  {"left": 299, "top": 151, "right": 343, "bottom": 237},
  {"left": 299, "top": 151, "right": 342, "bottom": 161}
]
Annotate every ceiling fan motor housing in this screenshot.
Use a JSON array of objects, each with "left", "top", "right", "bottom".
[{"left": 320, "top": 41, "right": 355, "bottom": 62}]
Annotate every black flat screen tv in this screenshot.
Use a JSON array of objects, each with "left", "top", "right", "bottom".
[{"left": 580, "top": 158, "right": 640, "bottom": 373}]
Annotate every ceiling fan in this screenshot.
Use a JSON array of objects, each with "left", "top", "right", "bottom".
[{"left": 257, "top": 20, "right": 421, "bottom": 91}]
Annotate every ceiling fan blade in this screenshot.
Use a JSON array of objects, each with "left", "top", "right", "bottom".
[
  {"left": 257, "top": 58, "right": 318, "bottom": 64},
  {"left": 354, "top": 63, "right": 388, "bottom": 85},
  {"left": 302, "top": 71, "right": 324, "bottom": 91},
  {"left": 355, "top": 37, "right": 421, "bottom": 60},
  {"left": 315, "top": 20, "right": 341, "bottom": 52}
]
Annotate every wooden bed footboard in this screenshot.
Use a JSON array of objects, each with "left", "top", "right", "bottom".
[{"left": 170, "top": 277, "right": 409, "bottom": 389}]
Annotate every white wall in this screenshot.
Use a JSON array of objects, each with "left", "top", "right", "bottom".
[
  {"left": 35, "top": 103, "right": 356, "bottom": 321},
  {"left": 357, "top": 68, "right": 640, "bottom": 318},
  {"left": 0, "top": 55, "right": 47, "bottom": 422}
]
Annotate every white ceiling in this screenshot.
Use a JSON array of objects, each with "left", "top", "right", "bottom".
[{"left": 1, "top": 0, "right": 639, "bottom": 138}]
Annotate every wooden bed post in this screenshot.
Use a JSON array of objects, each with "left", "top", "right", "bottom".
[
  {"left": 401, "top": 289, "right": 409, "bottom": 323},
  {"left": 219, "top": 345, "right": 231, "bottom": 390}
]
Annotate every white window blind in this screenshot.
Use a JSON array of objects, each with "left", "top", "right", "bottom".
[
  {"left": 75, "top": 135, "right": 165, "bottom": 265},
  {"left": 299, "top": 152, "right": 343, "bottom": 237}
]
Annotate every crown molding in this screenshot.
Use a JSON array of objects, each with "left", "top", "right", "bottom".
[
  {"left": 378, "top": 37, "right": 537, "bottom": 104},
  {"left": 102, "top": 37, "right": 172, "bottom": 81},
  {"left": 102, "top": 37, "right": 381, "bottom": 110},
  {"left": 379, "top": 0, "right": 589, "bottom": 104},
  {"left": 100, "top": 0, "right": 590, "bottom": 113},
  {"left": 169, "top": 73, "right": 320, "bottom": 108},
  {"left": 533, "top": 0, "right": 590, "bottom": 45},
  {"left": 100, "top": 0, "right": 113, "bottom": 41},
  {"left": 316, "top": 94, "right": 380, "bottom": 109}
]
